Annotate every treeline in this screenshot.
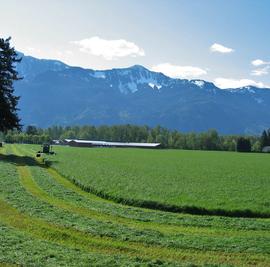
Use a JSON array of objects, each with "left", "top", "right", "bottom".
[{"left": 2, "top": 124, "right": 270, "bottom": 152}]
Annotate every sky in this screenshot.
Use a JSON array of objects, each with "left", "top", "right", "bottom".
[{"left": 1, "top": 0, "right": 270, "bottom": 88}]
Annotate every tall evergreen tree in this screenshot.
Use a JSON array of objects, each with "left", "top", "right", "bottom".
[
  {"left": 267, "top": 129, "right": 270, "bottom": 146},
  {"left": 260, "top": 130, "right": 269, "bottom": 148},
  {"left": 236, "top": 137, "right": 251, "bottom": 152},
  {"left": 0, "top": 37, "right": 21, "bottom": 132},
  {"left": 26, "top": 125, "right": 38, "bottom": 135}
]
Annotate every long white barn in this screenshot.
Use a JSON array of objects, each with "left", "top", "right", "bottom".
[{"left": 64, "top": 139, "right": 161, "bottom": 148}]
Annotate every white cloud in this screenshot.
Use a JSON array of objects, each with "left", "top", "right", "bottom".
[
  {"left": 251, "top": 66, "right": 269, "bottom": 76},
  {"left": 214, "top": 78, "right": 268, "bottom": 89},
  {"left": 23, "top": 46, "right": 42, "bottom": 56},
  {"left": 56, "top": 50, "right": 73, "bottom": 57},
  {"left": 251, "top": 59, "right": 270, "bottom": 76},
  {"left": 72, "top": 36, "right": 145, "bottom": 60},
  {"left": 25, "top": 46, "right": 41, "bottom": 53},
  {"left": 251, "top": 59, "right": 269, "bottom": 66},
  {"left": 151, "top": 63, "right": 207, "bottom": 79},
  {"left": 210, "top": 43, "right": 234, "bottom": 53}
]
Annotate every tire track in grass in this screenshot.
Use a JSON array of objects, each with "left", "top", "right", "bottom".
[
  {"left": 15, "top": 144, "right": 270, "bottom": 239},
  {"left": 1, "top": 222, "right": 172, "bottom": 267},
  {"left": 1, "top": 198, "right": 270, "bottom": 267},
  {"left": 0, "top": 199, "right": 141, "bottom": 256}
]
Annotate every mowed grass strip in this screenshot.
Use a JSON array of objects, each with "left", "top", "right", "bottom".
[
  {"left": 0, "top": 150, "right": 187, "bottom": 265},
  {"left": 14, "top": 145, "right": 270, "bottom": 239},
  {"left": 27, "top": 163, "right": 270, "bottom": 244},
  {"left": 1, "top": 198, "right": 270, "bottom": 267},
  {"left": 12, "top": 149, "right": 270, "bottom": 256},
  {"left": 2, "top": 224, "right": 187, "bottom": 267},
  {"left": 4, "top": 146, "right": 269, "bottom": 265},
  {"left": 44, "top": 168, "right": 270, "bottom": 239}
]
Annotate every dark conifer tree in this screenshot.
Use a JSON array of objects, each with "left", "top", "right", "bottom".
[
  {"left": 267, "top": 129, "right": 270, "bottom": 146},
  {"left": 260, "top": 130, "right": 269, "bottom": 148},
  {"left": 236, "top": 137, "right": 251, "bottom": 152},
  {"left": 26, "top": 125, "right": 38, "bottom": 135},
  {"left": 0, "top": 37, "right": 21, "bottom": 132}
]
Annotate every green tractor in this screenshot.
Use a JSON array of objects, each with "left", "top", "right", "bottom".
[{"left": 36, "top": 143, "right": 55, "bottom": 157}]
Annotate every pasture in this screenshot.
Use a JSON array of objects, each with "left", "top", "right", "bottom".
[
  {"left": 40, "top": 145, "right": 269, "bottom": 217},
  {"left": 0, "top": 144, "right": 270, "bottom": 266}
]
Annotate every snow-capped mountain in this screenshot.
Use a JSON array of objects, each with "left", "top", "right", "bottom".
[
  {"left": 14, "top": 53, "right": 270, "bottom": 134},
  {"left": 87, "top": 65, "right": 171, "bottom": 94}
]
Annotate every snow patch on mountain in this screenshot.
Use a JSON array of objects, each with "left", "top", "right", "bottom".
[
  {"left": 254, "top": 97, "right": 263, "bottom": 104},
  {"left": 247, "top": 88, "right": 256, "bottom": 93},
  {"left": 118, "top": 81, "right": 125, "bottom": 93},
  {"left": 192, "top": 80, "right": 205, "bottom": 88},
  {"left": 92, "top": 71, "right": 106, "bottom": 79},
  {"left": 240, "top": 86, "right": 256, "bottom": 93},
  {"left": 127, "top": 82, "right": 138, "bottom": 93},
  {"left": 113, "top": 66, "right": 167, "bottom": 93},
  {"left": 148, "top": 82, "right": 162, "bottom": 89}
]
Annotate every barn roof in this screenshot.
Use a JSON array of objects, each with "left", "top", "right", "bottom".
[
  {"left": 262, "top": 146, "right": 270, "bottom": 152},
  {"left": 64, "top": 139, "right": 161, "bottom": 147}
]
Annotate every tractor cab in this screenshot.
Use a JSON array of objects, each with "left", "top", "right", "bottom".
[
  {"left": 36, "top": 143, "right": 55, "bottom": 157},
  {"left": 42, "top": 143, "right": 50, "bottom": 153}
]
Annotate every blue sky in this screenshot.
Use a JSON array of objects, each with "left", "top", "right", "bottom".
[{"left": 1, "top": 0, "right": 270, "bottom": 88}]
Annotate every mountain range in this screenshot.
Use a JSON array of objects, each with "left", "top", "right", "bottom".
[{"left": 14, "top": 52, "right": 270, "bottom": 134}]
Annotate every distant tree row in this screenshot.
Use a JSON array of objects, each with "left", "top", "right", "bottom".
[{"left": 3, "top": 124, "right": 270, "bottom": 152}]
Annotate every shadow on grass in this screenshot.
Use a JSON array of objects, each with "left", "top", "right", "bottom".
[{"left": 0, "top": 153, "right": 58, "bottom": 168}]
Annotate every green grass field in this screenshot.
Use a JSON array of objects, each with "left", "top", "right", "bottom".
[
  {"left": 40, "top": 145, "right": 270, "bottom": 217},
  {"left": 0, "top": 144, "right": 270, "bottom": 266}
]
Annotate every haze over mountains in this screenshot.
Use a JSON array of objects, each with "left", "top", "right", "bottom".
[{"left": 15, "top": 52, "right": 270, "bottom": 134}]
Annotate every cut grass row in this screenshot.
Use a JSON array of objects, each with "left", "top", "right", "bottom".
[
  {"left": 1, "top": 224, "right": 160, "bottom": 267},
  {"left": 10, "top": 148, "right": 270, "bottom": 254},
  {"left": 1, "top": 148, "right": 189, "bottom": 266},
  {"left": 2, "top": 166, "right": 261, "bottom": 265},
  {"left": 25, "top": 160, "right": 270, "bottom": 251},
  {"left": 1, "top": 144, "right": 270, "bottom": 266},
  {"left": 12, "top": 145, "right": 270, "bottom": 253},
  {"left": 16, "top": 145, "right": 270, "bottom": 233}
]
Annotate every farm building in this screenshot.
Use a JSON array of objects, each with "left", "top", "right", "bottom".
[
  {"left": 52, "top": 139, "right": 63, "bottom": 145},
  {"left": 262, "top": 146, "right": 270, "bottom": 153},
  {"left": 64, "top": 139, "right": 161, "bottom": 148}
]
